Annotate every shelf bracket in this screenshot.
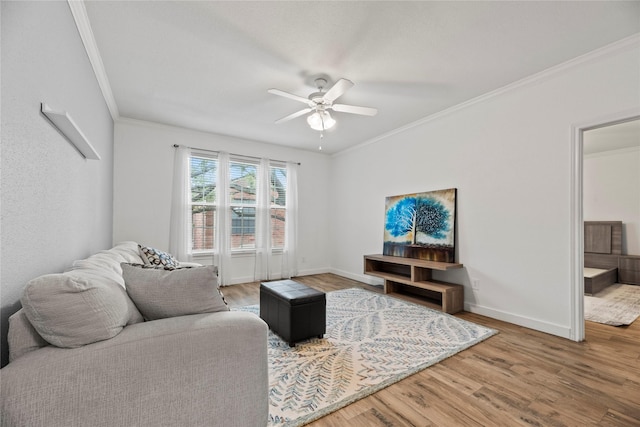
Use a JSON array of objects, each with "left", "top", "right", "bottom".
[{"left": 41, "top": 103, "right": 101, "bottom": 160}]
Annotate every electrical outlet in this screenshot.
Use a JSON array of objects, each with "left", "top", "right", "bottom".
[{"left": 472, "top": 278, "right": 480, "bottom": 290}]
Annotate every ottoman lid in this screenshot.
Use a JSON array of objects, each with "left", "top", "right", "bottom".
[{"left": 261, "top": 280, "right": 325, "bottom": 305}]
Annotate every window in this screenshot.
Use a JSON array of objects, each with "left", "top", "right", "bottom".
[
  {"left": 270, "top": 166, "right": 287, "bottom": 249},
  {"left": 188, "top": 154, "right": 287, "bottom": 253},
  {"left": 190, "top": 155, "right": 217, "bottom": 252},
  {"left": 229, "top": 160, "right": 257, "bottom": 250}
]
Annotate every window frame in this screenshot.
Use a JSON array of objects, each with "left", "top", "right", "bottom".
[
  {"left": 269, "top": 163, "right": 287, "bottom": 252},
  {"left": 189, "top": 153, "right": 218, "bottom": 255},
  {"left": 187, "top": 153, "right": 287, "bottom": 256},
  {"left": 228, "top": 157, "right": 259, "bottom": 252}
]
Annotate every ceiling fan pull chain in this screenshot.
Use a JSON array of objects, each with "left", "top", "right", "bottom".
[{"left": 319, "top": 111, "right": 325, "bottom": 150}]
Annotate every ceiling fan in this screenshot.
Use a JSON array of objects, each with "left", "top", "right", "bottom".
[{"left": 268, "top": 76, "right": 378, "bottom": 132}]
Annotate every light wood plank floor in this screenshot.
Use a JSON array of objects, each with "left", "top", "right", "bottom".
[{"left": 222, "top": 273, "right": 640, "bottom": 427}]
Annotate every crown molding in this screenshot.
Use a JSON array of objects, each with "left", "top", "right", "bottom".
[
  {"left": 67, "top": 0, "right": 119, "bottom": 120},
  {"left": 335, "top": 32, "right": 640, "bottom": 158}
]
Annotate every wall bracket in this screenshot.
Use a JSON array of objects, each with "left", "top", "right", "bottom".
[{"left": 41, "top": 103, "right": 101, "bottom": 160}]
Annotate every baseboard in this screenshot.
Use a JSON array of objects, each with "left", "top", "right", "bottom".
[
  {"left": 465, "top": 302, "right": 572, "bottom": 339},
  {"left": 297, "top": 267, "right": 332, "bottom": 277},
  {"left": 222, "top": 267, "right": 332, "bottom": 286},
  {"left": 225, "top": 275, "right": 255, "bottom": 286}
]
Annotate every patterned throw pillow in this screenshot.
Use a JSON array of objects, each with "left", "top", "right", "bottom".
[{"left": 138, "top": 245, "right": 179, "bottom": 269}]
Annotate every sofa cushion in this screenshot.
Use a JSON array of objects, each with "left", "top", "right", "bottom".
[
  {"left": 122, "top": 264, "right": 228, "bottom": 321},
  {"left": 21, "top": 274, "right": 137, "bottom": 348},
  {"left": 138, "top": 245, "right": 180, "bottom": 269}
]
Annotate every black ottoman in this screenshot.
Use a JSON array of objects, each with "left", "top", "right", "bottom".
[{"left": 260, "top": 280, "right": 326, "bottom": 347}]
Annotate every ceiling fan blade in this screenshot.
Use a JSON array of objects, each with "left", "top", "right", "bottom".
[
  {"left": 274, "top": 108, "right": 313, "bottom": 124},
  {"left": 268, "top": 88, "right": 311, "bottom": 105},
  {"left": 331, "top": 104, "right": 378, "bottom": 116},
  {"left": 322, "top": 78, "right": 354, "bottom": 102}
]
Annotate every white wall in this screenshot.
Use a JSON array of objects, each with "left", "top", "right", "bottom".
[
  {"left": 584, "top": 147, "right": 640, "bottom": 255},
  {"left": 113, "top": 119, "right": 331, "bottom": 284},
  {"left": 328, "top": 37, "right": 640, "bottom": 339},
  {"left": 1, "top": 2, "right": 114, "bottom": 366}
]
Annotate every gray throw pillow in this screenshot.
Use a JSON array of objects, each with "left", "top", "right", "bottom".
[
  {"left": 21, "top": 274, "right": 135, "bottom": 348},
  {"left": 121, "top": 264, "right": 229, "bottom": 321}
]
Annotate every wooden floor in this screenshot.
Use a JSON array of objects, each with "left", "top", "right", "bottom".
[{"left": 222, "top": 273, "right": 640, "bottom": 427}]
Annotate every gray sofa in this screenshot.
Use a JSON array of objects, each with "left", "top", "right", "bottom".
[{"left": 0, "top": 242, "right": 268, "bottom": 427}]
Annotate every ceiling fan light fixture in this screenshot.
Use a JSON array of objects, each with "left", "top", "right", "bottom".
[{"left": 307, "top": 110, "right": 336, "bottom": 131}]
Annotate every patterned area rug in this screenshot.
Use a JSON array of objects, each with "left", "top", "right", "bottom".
[
  {"left": 584, "top": 284, "right": 640, "bottom": 326},
  {"left": 235, "top": 287, "right": 497, "bottom": 427}
]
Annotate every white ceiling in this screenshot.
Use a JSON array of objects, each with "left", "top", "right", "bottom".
[{"left": 83, "top": 1, "right": 640, "bottom": 154}]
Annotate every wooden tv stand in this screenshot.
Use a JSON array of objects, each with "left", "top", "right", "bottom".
[{"left": 364, "top": 254, "right": 464, "bottom": 314}]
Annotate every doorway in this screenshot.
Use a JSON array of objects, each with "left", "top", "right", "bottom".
[{"left": 571, "top": 111, "right": 640, "bottom": 341}]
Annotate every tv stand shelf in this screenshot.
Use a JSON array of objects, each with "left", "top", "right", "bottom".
[{"left": 364, "top": 254, "right": 464, "bottom": 314}]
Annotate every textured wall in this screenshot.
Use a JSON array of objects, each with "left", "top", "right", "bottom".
[{"left": 1, "top": 2, "right": 114, "bottom": 367}]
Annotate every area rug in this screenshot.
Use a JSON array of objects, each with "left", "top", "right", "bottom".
[
  {"left": 584, "top": 283, "right": 640, "bottom": 326},
  {"left": 235, "top": 287, "right": 497, "bottom": 427}
]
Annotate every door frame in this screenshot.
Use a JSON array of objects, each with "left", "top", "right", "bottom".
[{"left": 570, "top": 108, "right": 640, "bottom": 341}]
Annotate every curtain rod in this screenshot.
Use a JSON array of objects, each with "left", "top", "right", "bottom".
[{"left": 172, "top": 144, "right": 301, "bottom": 165}]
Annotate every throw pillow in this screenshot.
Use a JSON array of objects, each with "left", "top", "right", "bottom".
[
  {"left": 21, "top": 274, "right": 135, "bottom": 348},
  {"left": 121, "top": 264, "right": 229, "bottom": 321},
  {"left": 138, "top": 245, "right": 180, "bottom": 269}
]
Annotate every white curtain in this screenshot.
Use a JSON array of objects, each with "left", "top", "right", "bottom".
[
  {"left": 215, "top": 151, "right": 232, "bottom": 285},
  {"left": 254, "top": 158, "right": 272, "bottom": 281},
  {"left": 169, "top": 146, "right": 193, "bottom": 262},
  {"left": 282, "top": 161, "right": 299, "bottom": 278}
]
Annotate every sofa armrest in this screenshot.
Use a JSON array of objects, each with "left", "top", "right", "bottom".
[
  {"left": 7, "top": 309, "right": 49, "bottom": 362},
  {"left": 1, "top": 311, "right": 268, "bottom": 427}
]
